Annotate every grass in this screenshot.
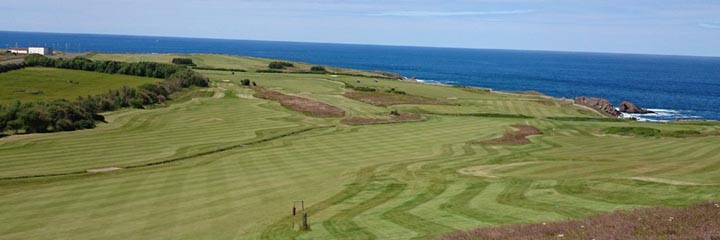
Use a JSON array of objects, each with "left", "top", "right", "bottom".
[
  {"left": 0, "top": 67, "right": 158, "bottom": 104},
  {"left": 603, "top": 126, "right": 704, "bottom": 137},
  {"left": 89, "top": 53, "right": 386, "bottom": 77},
  {"left": 0, "top": 54, "right": 719, "bottom": 239}
]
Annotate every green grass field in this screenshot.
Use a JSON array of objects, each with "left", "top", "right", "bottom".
[
  {"left": 0, "top": 54, "right": 719, "bottom": 239},
  {"left": 0, "top": 67, "right": 158, "bottom": 104},
  {"left": 89, "top": 53, "right": 385, "bottom": 77}
]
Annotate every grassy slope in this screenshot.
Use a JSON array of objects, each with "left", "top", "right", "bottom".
[
  {"left": 89, "top": 53, "right": 384, "bottom": 77},
  {"left": 0, "top": 67, "right": 158, "bottom": 104},
  {"left": 0, "top": 54, "right": 719, "bottom": 239}
]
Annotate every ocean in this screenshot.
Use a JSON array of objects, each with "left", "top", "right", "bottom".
[{"left": 2, "top": 31, "right": 719, "bottom": 121}]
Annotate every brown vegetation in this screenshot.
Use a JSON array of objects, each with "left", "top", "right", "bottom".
[
  {"left": 341, "top": 113, "right": 423, "bottom": 125},
  {"left": 344, "top": 89, "right": 449, "bottom": 106},
  {"left": 479, "top": 125, "right": 542, "bottom": 145},
  {"left": 437, "top": 202, "right": 720, "bottom": 240},
  {"left": 254, "top": 89, "right": 345, "bottom": 117}
]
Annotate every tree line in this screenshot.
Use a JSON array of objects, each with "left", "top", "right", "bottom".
[
  {"left": 0, "top": 54, "right": 210, "bottom": 135},
  {"left": 24, "top": 54, "right": 190, "bottom": 79}
]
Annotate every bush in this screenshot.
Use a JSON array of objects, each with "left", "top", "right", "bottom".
[
  {"left": 385, "top": 88, "right": 406, "bottom": 94},
  {"left": 171, "top": 58, "right": 195, "bottom": 66},
  {"left": 310, "top": 66, "right": 327, "bottom": 72},
  {"left": 256, "top": 69, "right": 283, "bottom": 73},
  {"left": 0, "top": 63, "right": 26, "bottom": 74},
  {"left": 129, "top": 98, "right": 145, "bottom": 109},
  {"left": 344, "top": 83, "right": 376, "bottom": 92},
  {"left": 268, "top": 61, "right": 294, "bottom": 69}
]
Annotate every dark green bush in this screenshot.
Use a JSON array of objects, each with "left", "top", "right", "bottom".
[
  {"left": 171, "top": 58, "right": 194, "bottom": 65},
  {"left": 310, "top": 66, "right": 327, "bottom": 72},
  {"left": 268, "top": 61, "right": 294, "bottom": 69}
]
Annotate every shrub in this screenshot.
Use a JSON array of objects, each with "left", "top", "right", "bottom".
[
  {"left": 256, "top": 69, "right": 283, "bottom": 73},
  {"left": 0, "top": 63, "right": 26, "bottom": 74},
  {"left": 268, "top": 61, "right": 294, "bottom": 69},
  {"left": 385, "top": 88, "right": 406, "bottom": 94},
  {"left": 310, "top": 66, "right": 327, "bottom": 72},
  {"left": 129, "top": 98, "right": 145, "bottom": 109},
  {"left": 171, "top": 58, "right": 195, "bottom": 66}
]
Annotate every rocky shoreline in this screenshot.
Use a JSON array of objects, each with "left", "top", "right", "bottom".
[{"left": 573, "top": 96, "right": 654, "bottom": 118}]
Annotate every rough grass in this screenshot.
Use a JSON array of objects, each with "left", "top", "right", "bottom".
[
  {"left": 253, "top": 88, "right": 345, "bottom": 117},
  {"left": 437, "top": 202, "right": 720, "bottom": 240},
  {"left": 340, "top": 113, "right": 423, "bottom": 125},
  {"left": 1, "top": 54, "right": 719, "bottom": 240},
  {"left": 0, "top": 67, "right": 158, "bottom": 103},
  {"left": 344, "top": 89, "right": 450, "bottom": 106},
  {"left": 604, "top": 126, "right": 704, "bottom": 138}
]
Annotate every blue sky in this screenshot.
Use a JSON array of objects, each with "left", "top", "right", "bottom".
[{"left": 2, "top": 0, "right": 720, "bottom": 56}]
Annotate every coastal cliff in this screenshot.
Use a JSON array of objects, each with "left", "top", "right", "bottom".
[{"left": 574, "top": 96, "right": 620, "bottom": 117}]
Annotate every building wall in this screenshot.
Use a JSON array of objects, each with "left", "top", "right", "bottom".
[
  {"left": 28, "top": 47, "right": 52, "bottom": 55},
  {"left": 8, "top": 49, "right": 29, "bottom": 54}
]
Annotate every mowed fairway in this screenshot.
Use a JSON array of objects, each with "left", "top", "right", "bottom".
[
  {"left": 1, "top": 54, "right": 719, "bottom": 239},
  {"left": 0, "top": 67, "right": 158, "bottom": 103}
]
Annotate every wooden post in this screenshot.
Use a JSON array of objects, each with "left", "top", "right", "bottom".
[{"left": 292, "top": 200, "right": 310, "bottom": 231}]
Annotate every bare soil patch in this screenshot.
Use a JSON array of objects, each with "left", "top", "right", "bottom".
[
  {"left": 343, "top": 89, "right": 450, "bottom": 106},
  {"left": 437, "top": 201, "right": 720, "bottom": 240},
  {"left": 341, "top": 113, "right": 423, "bottom": 125},
  {"left": 254, "top": 88, "right": 345, "bottom": 117},
  {"left": 479, "top": 125, "right": 542, "bottom": 145}
]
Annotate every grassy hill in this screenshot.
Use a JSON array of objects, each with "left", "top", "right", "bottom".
[
  {"left": 88, "top": 53, "right": 387, "bottom": 77},
  {"left": 0, "top": 67, "right": 159, "bottom": 103},
  {"left": 0, "top": 54, "right": 718, "bottom": 239}
]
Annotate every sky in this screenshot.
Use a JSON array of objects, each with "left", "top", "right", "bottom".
[{"left": 2, "top": 0, "right": 720, "bottom": 57}]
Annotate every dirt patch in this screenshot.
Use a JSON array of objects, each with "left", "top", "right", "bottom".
[
  {"left": 479, "top": 125, "right": 543, "bottom": 145},
  {"left": 254, "top": 88, "right": 345, "bottom": 117},
  {"left": 343, "top": 89, "right": 450, "bottom": 106},
  {"left": 86, "top": 167, "right": 123, "bottom": 173},
  {"left": 437, "top": 201, "right": 720, "bottom": 240},
  {"left": 341, "top": 113, "right": 423, "bottom": 125}
]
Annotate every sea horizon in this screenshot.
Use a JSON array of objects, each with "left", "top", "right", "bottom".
[{"left": 3, "top": 30, "right": 720, "bottom": 59}]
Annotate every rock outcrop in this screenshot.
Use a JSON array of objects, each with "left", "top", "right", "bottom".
[
  {"left": 619, "top": 101, "right": 654, "bottom": 114},
  {"left": 574, "top": 96, "right": 620, "bottom": 117}
]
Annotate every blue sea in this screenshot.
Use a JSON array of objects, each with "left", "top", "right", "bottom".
[{"left": 2, "top": 31, "right": 720, "bottom": 121}]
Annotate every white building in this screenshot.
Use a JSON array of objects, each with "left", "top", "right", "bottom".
[
  {"left": 8, "top": 48, "right": 29, "bottom": 54},
  {"left": 28, "top": 47, "right": 53, "bottom": 56}
]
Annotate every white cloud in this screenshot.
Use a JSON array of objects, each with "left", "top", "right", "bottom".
[
  {"left": 370, "top": 9, "right": 537, "bottom": 17},
  {"left": 698, "top": 22, "right": 720, "bottom": 29}
]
